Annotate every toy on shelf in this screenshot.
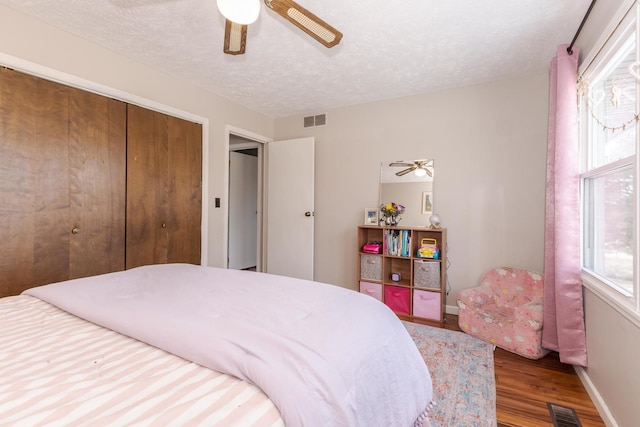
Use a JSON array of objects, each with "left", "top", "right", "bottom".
[
  {"left": 363, "top": 241, "right": 383, "bottom": 254},
  {"left": 417, "top": 238, "right": 439, "bottom": 259}
]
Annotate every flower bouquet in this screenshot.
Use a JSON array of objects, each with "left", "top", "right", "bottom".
[{"left": 380, "top": 202, "right": 405, "bottom": 226}]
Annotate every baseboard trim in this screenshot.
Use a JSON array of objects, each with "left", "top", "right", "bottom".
[
  {"left": 574, "top": 366, "right": 618, "bottom": 427},
  {"left": 446, "top": 304, "right": 459, "bottom": 316}
]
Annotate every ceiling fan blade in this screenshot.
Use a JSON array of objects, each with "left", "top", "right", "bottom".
[
  {"left": 396, "top": 167, "right": 416, "bottom": 176},
  {"left": 265, "top": 0, "right": 343, "bottom": 48},
  {"left": 389, "top": 162, "right": 414, "bottom": 167},
  {"left": 224, "top": 20, "right": 247, "bottom": 55}
]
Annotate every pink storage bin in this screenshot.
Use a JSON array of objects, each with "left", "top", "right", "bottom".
[
  {"left": 413, "top": 289, "right": 441, "bottom": 320},
  {"left": 384, "top": 285, "right": 411, "bottom": 315},
  {"left": 359, "top": 281, "right": 383, "bottom": 302}
]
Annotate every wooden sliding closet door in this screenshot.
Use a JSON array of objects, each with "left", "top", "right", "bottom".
[
  {"left": 0, "top": 68, "right": 126, "bottom": 297},
  {"left": 126, "top": 105, "right": 202, "bottom": 269},
  {"left": 68, "top": 88, "right": 127, "bottom": 278},
  {"left": 0, "top": 68, "right": 70, "bottom": 296}
]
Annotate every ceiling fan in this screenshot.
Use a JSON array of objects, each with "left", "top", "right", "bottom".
[
  {"left": 388, "top": 160, "right": 433, "bottom": 177},
  {"left": 218, "top": 0, "right": 343, "bottom": 55}
]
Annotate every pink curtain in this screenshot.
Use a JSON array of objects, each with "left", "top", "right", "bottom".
[{"left": 543, "top": 44, "right": 588, "bottom": 367}]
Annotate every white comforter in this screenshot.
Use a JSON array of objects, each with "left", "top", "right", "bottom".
[{"left": 25, "top": 264, "right": 433, "bottom": 427}]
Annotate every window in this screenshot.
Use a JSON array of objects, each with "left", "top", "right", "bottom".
[{"left": 580, "top": 5, "right": 640, "bottom": 317}]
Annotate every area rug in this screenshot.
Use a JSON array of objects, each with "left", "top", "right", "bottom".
[{"left": 403, "top": 321, "right": 496, "bottom": 427}]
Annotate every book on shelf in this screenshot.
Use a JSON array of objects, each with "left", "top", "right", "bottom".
[{"left": 383, "top": 229, "right": 410, "bottom": 257}]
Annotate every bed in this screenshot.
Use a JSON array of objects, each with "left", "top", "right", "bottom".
[{"left": 1, "top": 263, "right": 433, "bottom": 426}]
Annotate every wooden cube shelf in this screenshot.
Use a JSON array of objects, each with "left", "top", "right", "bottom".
[{"left": 357, "top": 225, "right": 447, "bottom": 323}]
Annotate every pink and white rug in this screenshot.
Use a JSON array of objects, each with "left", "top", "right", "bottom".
[{"left": 403, "top": 321, "right": 496, "bottom": 427}]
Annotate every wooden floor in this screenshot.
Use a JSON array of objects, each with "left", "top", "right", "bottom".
[{"left": 407, "top": 314, "right": 605, "bottom": 427}]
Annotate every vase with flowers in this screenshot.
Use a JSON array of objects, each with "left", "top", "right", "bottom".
[{"left": 380, "top": 202, "right": 405, "bottom": 226}]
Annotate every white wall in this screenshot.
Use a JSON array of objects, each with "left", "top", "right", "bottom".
[
  {"left": 228, "top": 151, "right": 259, "bottom": 270},
  {"left": 274, "top": 73, "right": 550, "bottom": 310},
  {"left": 0, "top": 4, "right": 273, "bottom": 269},
  {"left": 582, "top": 290, "right": 640, "bottom": 426}
]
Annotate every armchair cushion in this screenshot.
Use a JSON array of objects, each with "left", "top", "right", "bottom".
[{"left": 456, "top": 267, "right": 549, "bottom": 359}]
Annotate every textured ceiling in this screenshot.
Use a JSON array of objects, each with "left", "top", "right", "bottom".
[{"left": 0, "top": 0, "right": 592, "bottom": 118}]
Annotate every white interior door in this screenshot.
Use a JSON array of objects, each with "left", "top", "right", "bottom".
[
  {"left": 228, "top": 151, "right": 258, "bottom": 270},
  {"left": 266, "top": 137, "right": 315, "bottom": 280}
]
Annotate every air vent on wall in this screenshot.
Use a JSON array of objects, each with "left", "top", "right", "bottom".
[
  {"left": 304, "top": 116, "right": 314, "bottom": 127},
  {"left": 303, "top": 114, "right": 327, "bottom": 128}
]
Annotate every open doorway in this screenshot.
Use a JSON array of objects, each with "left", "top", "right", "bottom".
[
  {"left": 225, "top": 129, "right": 315, "bottom": 280},
  {"left": 228, "top": 134, "right": 264, "bottom": 271}
]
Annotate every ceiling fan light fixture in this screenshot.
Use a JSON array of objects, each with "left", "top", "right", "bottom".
[
  {"left": 414, "top": 167, "right": 427, "bottom": 177},
  {"left": 217, "top": 0, "right": 260, "bottom": 25}
]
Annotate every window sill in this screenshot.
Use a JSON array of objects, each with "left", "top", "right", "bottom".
[{"left": 581, "top": 272, "right": 640, "bottom": 329}]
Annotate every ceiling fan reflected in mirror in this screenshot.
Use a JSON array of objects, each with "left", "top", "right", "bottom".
[
  {"left": 218, "top": 0, "right": 343, "bottom": 55},
  {"left": 389, "top": 160, "right": 434, "bottom": 177}
]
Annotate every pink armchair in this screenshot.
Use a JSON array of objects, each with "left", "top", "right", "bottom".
[{"left": 456, "top": 267, "right": 550, "bottom": 360}]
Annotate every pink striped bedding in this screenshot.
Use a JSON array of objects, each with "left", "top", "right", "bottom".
[
  {"left": 7, "top": 264, "right": 433, "bottom": 426},
  {"left": 0, "top": 294, "right": 282, "bottom": 426}
]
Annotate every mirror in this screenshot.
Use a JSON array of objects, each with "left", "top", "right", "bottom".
[{"left": 379, "top": 159, "right": 434, "bottom": 226}]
